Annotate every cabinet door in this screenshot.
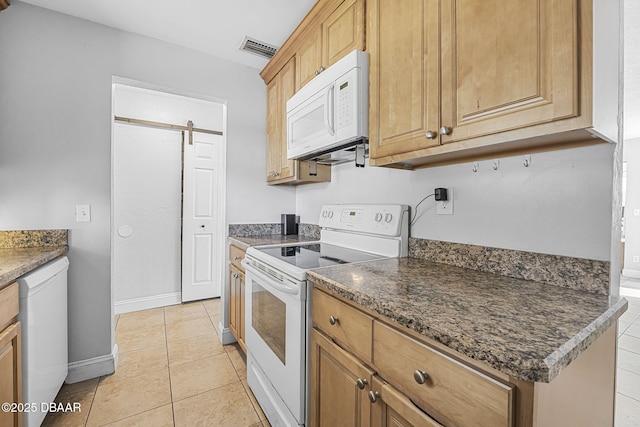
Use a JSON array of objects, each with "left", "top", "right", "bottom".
[
  {"left": 322, "top": 0, "right": 365, "bottom": 68},
  {"left": 439, "top": 0, "right": 579, "bottom": 144},
  {"left": 278, "top": 57, "right": 296, "bottom": 180},
  {"left": 237, "top": 269, "right": 246, "bottom": 352},
  {"left": 297, "top": 29, "right": 323, "bottom": 90},
  {"left": 266, "top": 56, "right": 296, "bottom": 183},
  {"left": 228, "top": 265, "right": 241, "bottom": 340},
  {"left": 310, "top": 328, "right": 373, "bottom": 427},
  {"left": 368, "top": 0, "right": 440, "bottom": 161},
  {"left": 266, "top": 76, "right": 282, "bottom": 182},
  {"left": 370, "top": 376, "right": 442, "bottom": 427},
  {"left": 0, "top": 322, "right": 21, "bottom": 427}
]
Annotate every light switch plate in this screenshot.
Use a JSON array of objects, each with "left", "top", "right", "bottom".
[
  {"left": 436, "top": 188, "right": 453, "bottom": 215},
  {"left": 75, "top": 205, "right": 91, "bottom": 222}
]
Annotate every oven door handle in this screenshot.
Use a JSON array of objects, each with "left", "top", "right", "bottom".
[{"left": 244, "top": 262, "right": 301, "bottom": 295}]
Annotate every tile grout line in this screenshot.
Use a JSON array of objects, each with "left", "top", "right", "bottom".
[{"left": 164, "top": 304, "right": 178, "bottom": 427}]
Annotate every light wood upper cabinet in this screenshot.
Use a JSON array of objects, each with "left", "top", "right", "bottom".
[
  {"left": 439, "top": 0, "right": 578, "bottom": 144},
  {"left": 368, "top": 0, "right": 440, "bottom": 160},
  {"left": 297, "top": 28, "right": 323, "bottom": 89},
  {"left": 322, "top": 0, "right": 365, "bottom": 69},
  {"left": 368, "top": 0, "right": 620, "bottom": 169},
  {"left": 266, "top": 57, "right": 296, "bottom": 184},
  {"left": 296, "top": 0, "right": 365, "bottom": 90}
]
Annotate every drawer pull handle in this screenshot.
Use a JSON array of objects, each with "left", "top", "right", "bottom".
[
  {"left": 356, "top": 378, "right": 368, "bottom": 390},
  {"left": 414, "top": 370, "right": 429, "bottom": 384},
  {"left": 368, "top": 391, "right": 379, "bottom": 403},
  {"left": 234, "top": 256, "right": 241, "bottom": 261},
  {"left": 329, "top": 316, "right": 339, "bottom": 326}
]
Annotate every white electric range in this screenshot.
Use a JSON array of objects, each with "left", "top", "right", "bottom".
[{"left": 242, "top": 204, "right": 409, "bottom": 427}]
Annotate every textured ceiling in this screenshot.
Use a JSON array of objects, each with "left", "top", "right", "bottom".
[{"left": 18, "top": 0, "right": 316, "bottom": 71}]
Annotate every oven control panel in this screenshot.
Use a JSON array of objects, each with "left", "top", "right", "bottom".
[{"left": 319, "top": 204, "right": 409, "bottom": 237}]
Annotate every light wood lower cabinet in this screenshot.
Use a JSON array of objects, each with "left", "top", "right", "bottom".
[
  {"left": 0, "top": 282, "right": 22, "bottom": 427},
  {"left": 310, "top": 287, "right": 513, "bottom": 427},
  {"left": 228, "top": 245, "right": 246, "bottom": 353},
  {"left": 310, "top": 328, "right": 373, "bottom": 427},
  {"left": 370, "top": 376, "right": 442, "bottom": 427},
  {"left": 310, "top": 285, "right": 618, "bottom": 427}
]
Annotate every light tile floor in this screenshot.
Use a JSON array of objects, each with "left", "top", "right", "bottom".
[
  {"left": 43, "top": 299, "right": 270, "bottom": 427},
  {"left": 616, "top": 277, "right": 640, "bottom": 427},
  {"left": 40, "top": 281, "right": 640, "bottom": 427}
]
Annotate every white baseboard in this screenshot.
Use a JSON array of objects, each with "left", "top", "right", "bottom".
[
  {"left": 622, "top": 269, "right": 640, "bottom": 280},
  {"left": 218, "top": 321, "right": 237, "bottom": 345},
  {"left": 114, "top": 292, "right": 182, "bottom": 314},
  {"left": 66, "top": 344, "right": 119, "bottom": 384}
]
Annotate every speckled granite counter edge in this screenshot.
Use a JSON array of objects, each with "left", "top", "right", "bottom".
[
  {"left": 307, "top": 270, "right": 627, "bottom": 383},
  {"left": 228, "top": 236, "right": 250, "bottom": 251},
  {"left": 544, "top": 300, "right": 627, "bottom": 381},
  {"left": 0, "top": 247, "right": 68, "bottom": 287},
  {"left": 0, "top": 229, "right": 68, "bottom": 248},
  {"left": 409, "top": 238, "right": 610, "bottom": 295}
]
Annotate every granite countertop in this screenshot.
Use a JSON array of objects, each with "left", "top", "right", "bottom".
[
  {"left": 307, "top": 257, "right": 627, "bottom": 383},
  {"left": 0, "top": 246, "right": 68, "bottom": 289},
  {"left": 228, "top": 234, "right": 318, "bottom": 251}
]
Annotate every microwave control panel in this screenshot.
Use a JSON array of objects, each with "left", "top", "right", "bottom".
[{"left": 337, "top": 78, "right": 353, "bottom": 129}]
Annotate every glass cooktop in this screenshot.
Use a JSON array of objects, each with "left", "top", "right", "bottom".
[{"left": 255, "top": 243, "right": 384, "bottom": 270}]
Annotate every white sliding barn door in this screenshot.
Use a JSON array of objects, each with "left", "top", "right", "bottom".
[
  {"left": 182, "top": 131, "right": 224, "bottom": 302},
  {"left": 113, "top": 123, "right": 183, "bottom": 312}
]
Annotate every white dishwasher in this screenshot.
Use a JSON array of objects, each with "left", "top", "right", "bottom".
[{"left": 17, "top": 256, "right": 69, "bottom": 427}]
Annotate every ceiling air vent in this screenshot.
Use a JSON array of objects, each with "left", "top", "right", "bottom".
[{"left": 239, "top": 36, "right": 278, "bottom": 60}]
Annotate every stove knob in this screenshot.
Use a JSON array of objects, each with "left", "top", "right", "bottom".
[
  {"left": 328, "top": 211, "right": 334, "bottom": 218},
  {"left": 321, "top": 211, "right": 327, "bottom": 218},
  {"left": 374, "top": 213, "right": 383, "bottom": 222},
  {"left": 384, "top": 213, "right": 393, "bottom": 223}
]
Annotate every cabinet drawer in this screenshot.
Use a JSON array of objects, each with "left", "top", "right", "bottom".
[
  {"left": 312, "top": 288, "right": 373, "bottom": 362},
  {"left": 229, "top": 245, "right": 246, "bottom": 272},
  {"left": 373, "top": 321, "right": 514, "bottom": 427},
  {"left": 0, "top": 283, "right": 19, "bottom": 332}
]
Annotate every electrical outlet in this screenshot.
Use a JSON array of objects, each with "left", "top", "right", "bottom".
[
  {"left": 633, "top": 256, "right": 640, "bottom": 263},
  {"left": 75, "top": 205, "right": 91, "bottom": 222},
  {"left": 436, "top": 188, "right": 453, "bottom": 215}
]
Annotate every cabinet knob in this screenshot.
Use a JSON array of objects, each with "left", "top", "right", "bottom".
[
  {"left": 314, "top": 69, "right": 320, "bottom": 76},
  {"left": 356, "top": 378, "right": 368, "bottom": 390},
  {"left": 329, "top": 316, "right": 339, "bottom": 326},
  {"left": 272, "top": 172, "right": 280, "bottom": 177},
  {"left": 425, "top": 130, "right": 437, "bottom": 139},
  {"left": 439, "top": 126, "right": 452, "bottom": 136},
  {"left": 413, "top": 370, "right": 429, "bottom": 384},
  {"left": 368, "top": 391, "right": 380, "bottom": 403},
  {"left": 234, "top": 256, "right": 241, "bottom": 261},
  {"left": 319, "top": 65, "right": 325, "bottom": 73}
]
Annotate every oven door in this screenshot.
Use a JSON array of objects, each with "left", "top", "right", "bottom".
[{"left": 243, "top": 259, "right": 306, "bottom": 425}]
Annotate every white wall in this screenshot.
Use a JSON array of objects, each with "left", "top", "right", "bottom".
[
  {"left": 296, "top": 144, "right": 615, "bottom": 261},
  {"left": 0, "top": 2, "right": 294, "bottom": 364},
  {"left": 623, "top": 138, "right": 640, "bottom": 276}
]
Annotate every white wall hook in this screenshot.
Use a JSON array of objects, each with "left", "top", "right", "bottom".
[
  {"left": 472, "top": 161, "right": 479, "bottom": 172},
  {"left": 493, "top": 159, "right": 500, "bottom": 171},
  {"left": 523, "top": 155, "right": 531, "bottom": 167}
]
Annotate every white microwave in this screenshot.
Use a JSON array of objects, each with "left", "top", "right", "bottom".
[{"left": 286, "top": 50, "right": 368, "bottom": 161}]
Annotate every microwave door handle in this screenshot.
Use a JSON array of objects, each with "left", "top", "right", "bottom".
[{"left": 324, "top": 84, "right": 335, "bottom": 136}]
